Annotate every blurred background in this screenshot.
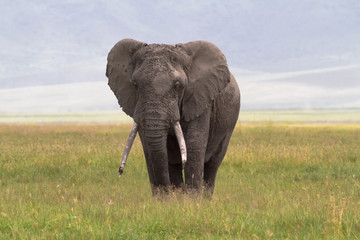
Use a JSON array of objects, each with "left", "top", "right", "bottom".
[{"left": 1, "top": 0, "right": 359, "bottom": 113}]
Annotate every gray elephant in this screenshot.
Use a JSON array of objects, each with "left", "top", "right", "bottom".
[{"left": 106, "top": 39, "right": 240, "bottom": 195}]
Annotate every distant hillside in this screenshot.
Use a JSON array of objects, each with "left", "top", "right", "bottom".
[
  {"left": 0, "top": 65, "right": 359, "bottom": 112},
  {"left": 236, "top": 64, "right": 360, "bottom": 109}
]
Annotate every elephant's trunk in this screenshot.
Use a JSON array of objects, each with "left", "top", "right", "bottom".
[
  {"left": 118, "top": 120, "right": 187, "bottom": 181},
  {"left": 119, "top": 101, "right": 187, "bottom": 191},
  {"left": 141, "top": 122, "right": 171, "bottom": 189}
]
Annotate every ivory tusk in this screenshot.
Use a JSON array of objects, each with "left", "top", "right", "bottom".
[
  {"left": 173, "top": 121, "right": 187, "bottom": 168},
  {"left": 119, "top": 122, "right": 138, "bottom": 177}
]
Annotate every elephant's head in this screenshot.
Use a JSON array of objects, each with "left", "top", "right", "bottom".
[{"left": 106, "top": 39, "right": 230, "bottom": 188}]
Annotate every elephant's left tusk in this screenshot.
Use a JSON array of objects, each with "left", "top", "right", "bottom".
[
  {"left": 173, "top": 121, "right": 187, "bottom": 168},
  {"left": 119, "top": 122, "right": 138, "bottom": 177}
]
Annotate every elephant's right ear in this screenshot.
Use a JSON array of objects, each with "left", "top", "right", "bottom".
[{"left": 106, "top": 39, "right": 146, "bottom": 117}]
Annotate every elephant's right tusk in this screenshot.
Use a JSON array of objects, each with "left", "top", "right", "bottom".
[
  {"left": 119, "top": 122, "right": 138, "bottom": 177},
  {"left": 173, "top": 121, "right": 187, "bottom": 168}
]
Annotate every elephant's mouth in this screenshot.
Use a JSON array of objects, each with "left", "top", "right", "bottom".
[{"left": 118, "top": 121, "right": 187, "bottom": 177}]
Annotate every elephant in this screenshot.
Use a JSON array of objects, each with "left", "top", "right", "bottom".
[{"left": 106, "top": 38, "right": 240, "bottom": 196}]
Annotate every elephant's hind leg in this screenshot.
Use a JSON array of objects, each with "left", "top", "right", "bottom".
[
  {"left": 168, "top": 162, "right": 183, "bottom": 188},
  {"left": 204, "top": 133, "right": 232, "bottom": 195}
]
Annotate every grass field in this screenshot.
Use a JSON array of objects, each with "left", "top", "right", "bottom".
[{"left": 1, "top": 121, "right": 360, "bottom": 238}]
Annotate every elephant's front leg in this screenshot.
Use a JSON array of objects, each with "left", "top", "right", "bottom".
[{"left": 183, "top": 111, "right": 211, "bottom": 192}]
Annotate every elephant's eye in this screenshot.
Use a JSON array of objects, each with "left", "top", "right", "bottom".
[{"left": 174, "top": 81, "right": 181, "bottom": 90}]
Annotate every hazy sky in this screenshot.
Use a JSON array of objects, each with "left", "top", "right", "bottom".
[{"left": 0, "top": 0, "right": 359, "bottom": 111}]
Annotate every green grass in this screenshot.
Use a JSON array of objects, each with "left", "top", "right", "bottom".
[{"left": 1, "top": 124, "right": 360, "bottom": 239}]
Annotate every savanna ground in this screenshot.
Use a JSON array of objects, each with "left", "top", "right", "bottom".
[{"left": 0, "top": 110, "right": 360, "bottom": 239}]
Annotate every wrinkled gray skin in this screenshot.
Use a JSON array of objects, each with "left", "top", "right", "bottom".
[{"left": 106, "top": 39, "right": 240, "bottom": 196}]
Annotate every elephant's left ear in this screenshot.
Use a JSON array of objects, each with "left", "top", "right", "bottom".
[{"left": 177, "top": 41, "right": 230, "bottom": 121}]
